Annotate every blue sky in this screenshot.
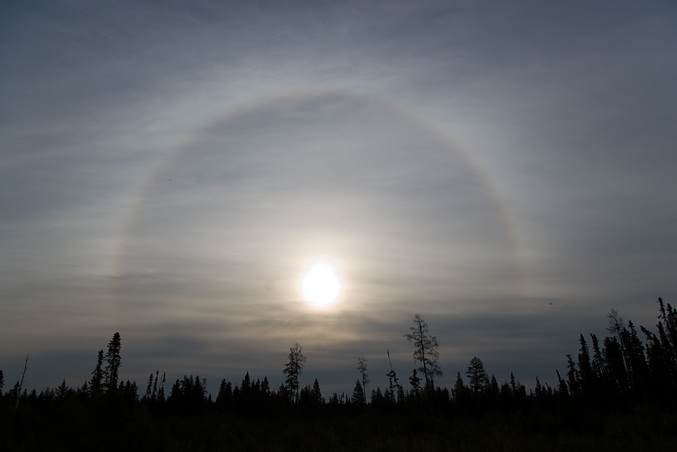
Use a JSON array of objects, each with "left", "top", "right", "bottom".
[{"left": 2, "top": 0, "right": 676, "bottom": 397}]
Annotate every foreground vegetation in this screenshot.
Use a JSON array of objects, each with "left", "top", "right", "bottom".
[{"left": 1, "top": 298, "right": 676, "bottom": 451}]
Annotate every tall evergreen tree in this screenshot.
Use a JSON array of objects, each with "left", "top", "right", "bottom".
[
  {"left": 577, "top": 334, "right": 595, "bottom": 397},
  {"left": 603, "top": 336, "right": 628, "bottom": 397},
  {"left": 216, "top": 379, "right": 233, "bottom": 411},
  {"left": 89, "top": 349, "right": 105, "bottom": 396},
  {"left": 590, "top": 333, "right": 606, "bottom": 381},
  {"left": 351, "top": 380, "right": 366, "bottom": 404},
  {"left": 157, "top": 372, "right": 166, "bottom": 401},
  {"left": 152, "top": 370, "right": 160, "bottom": 399},
  {"left": 312, "top": 378, "right": 323, "bottom": 405},
  {"left": 621, "top": 321, "right": 650, "bottom": 399},
  {"left": 566, "top": 354, "right": 579, "bottom": 397},
  {"left": 466, "top": 357, "right": 488, "bottom": 393},
  {"left": 409, "top": 369, "right": 422, "bottom": 399},
  {"left": 453, "top": 371, "right": 466, "bottom": 399},
  {"left": 283, "top": 342, "right": 306, "bottom": 401},
  {"left": 658, "top": 297, "right": 677, "bottom": 355},
  {"left": 104, "top": 332, "right": 122, "bottom": 392},
  {"left": 144, "top": 373, "right": 154, "bottom": 399}
]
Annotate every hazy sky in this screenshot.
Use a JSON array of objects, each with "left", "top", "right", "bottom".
[{"left": 2, "top": 1, "right": 676, "bottom": 396}]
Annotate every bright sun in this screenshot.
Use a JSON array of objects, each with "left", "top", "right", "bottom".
[{"left": 301, "top": 260, "right": 341, "bottom": 307}]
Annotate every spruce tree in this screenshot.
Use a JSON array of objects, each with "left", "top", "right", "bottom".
[
  {"left": 351, "top": 380, "right": 366, "bottom": 404},
  {"left": 466, "top": 357, "right": 488, "bottom": 393},
  {"left": 89, "top": 349, "right": 104, "bottom": 396},
  {"left": 312, "top": 378, "right": 323, "bottom": 405},
  {"left": 144, "top": 373, "right": 154, "bottom": 399},
  {"left": 283, "top": 342, "right": 306, "bottom": 401},
  {"left": 577, "top": 334, "right": 595, "bottom": 397},
  {"left": 409, "top": 369, "right": 421, "bottom": 399},
  {"left": 453, "top": 371, "right": 466, "bottom": 398},
  {"left": 104, "top": 332, "right": 122, "bottom": 392}
]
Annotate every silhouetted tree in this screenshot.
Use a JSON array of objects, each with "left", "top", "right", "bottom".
[
  {"left": 312, "top": 378, "right": 323, "bottom": 405},
  {"left": 658, "top": 298, "right": 677, "bottom": 356},
  {"left": 577, "top": 334, "right": 595, "bottom": 397},
  {"left": 241, "top": 371, "right": 251, "bottom": 396},
  {"left": 157, "top": 372, "right": 166, "bottom": 401},
  {"left": 404, "top": 314, "right": 442, "bottom": 389},
  {"left": 89, "top": 349, "right": 105, "bottom": 397},
  {"left": 466, "top": 357, "right": 488, "bottom": 394},
  {"left": 15, "top": 355, "right": 29, "bottom": 411},
  {"left": 622, "top": 321, "right": 650, "bottom": 399},
  {"left": 144, "top": 372, "right": 154, "bottom": 400},
  {"left": 566, "top": 354, "right": 579, "bottom": 397},
  {"left": 351, "top": 380, "right": 366, "bottom": 404},
  {"left": 104, "top": 332, "right": 122, "bottom": 392},
  {"left": 409, "top": 368, "right": 422, "bottom": 399},
  {"left": 151, "top": 370, "right": 160, "bottom": 399},
  {"left": 56, "top": 380, "right": 70, "bottom": 400},
  {"left": 590, "top": 333, "right": 605, "bottom": 381},
  {"left": 489, "top": 375, "right": 500, "bottom": 400},
  {"left": 357, "top": 357, "right": 369, "bottom": 396},
  {"left": 283, "top": 342, "right": 306, "bottom": 401},
  {"left": 216, "top": 379, "right": 233, "bottom": 411},
  {"left": 603, "top": 336, "right": 628, "bottom": 397},
  {"left": 0, "top": 369, "right": 4, "bottom": 397},
  {"left": 371, "top": 387, "right": 386, "bottom": 411},
  {"left": 386, "top": 350, "right": 404, "bottom": 404},
  {"left": 453, "top": 372, "right": 466, "bottom": 398}
]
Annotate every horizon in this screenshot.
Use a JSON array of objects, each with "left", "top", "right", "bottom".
[{"left": 2, "top": 1, "right": 676, "bottom": 399}]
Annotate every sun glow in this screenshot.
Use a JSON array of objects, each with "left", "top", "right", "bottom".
[{"left": 301, "top": 260, "right": 341, "bottom": 307}]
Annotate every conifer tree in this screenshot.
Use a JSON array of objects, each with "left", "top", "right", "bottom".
[
  {"left": 603, "top": 336, "right": 628, "bottom": 396},
  {"left": 283, "top": 342, "right": 306, "bottom": 401},
  {"left": 351, "top": 380, "right": 366, "bottom": 404},
  {"left": 590, "top": 333, "right": 606, "bottom": 381},
  {"left": 89, "top": 349, "right": 104, "bottom": 396},
  {"left": 453, "top": 371, "right": 466, "bottom": 398},
  {"left": 56, "top": 379, "right": 69, "bottom": 400},
  {"left": 145, "top": 373, "right": 154, "bottom": 399},
  {"left": 409, "top": 369, "right": 421, "bottom": 399},
  {"left": 577, "top": 334, "right": 595, "bottom": 397},
  {"left": 152, "top": 370, "right": 159, "bottom": 399},
  {"left": 241, "top": 372, "right": 251, "bottom": 395},
  {"left": 312, "top": 378, "right": 323, "bottom": 405},
  {"left": 157, "top": 372, "right": 166, "bottom": 401},
  {"left": 466, "top": 357, "right": 488, "bottom": 393},
  {"left": 489, "top": 375, "right": 499, "bottom": 399},
  {"left": 566, "top": 354, "right": 579, "bottom": 397},
  {"left": 216, "top": 379, "right": 233, "bottom": 410},
  {"left": 104, "top": 332, "right": 122, "bottom": 392}
]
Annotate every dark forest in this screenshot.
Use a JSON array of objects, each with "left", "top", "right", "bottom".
[{"left": 2, "top": 298, "right": 676, "bottom": 451}]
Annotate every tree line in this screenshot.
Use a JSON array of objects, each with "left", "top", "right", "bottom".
[{"left": 1, "top": 298, "right": 676, "bottom": 450}]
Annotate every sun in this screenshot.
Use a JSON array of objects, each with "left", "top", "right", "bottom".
[{"left": 301, "top": 260, "right": 342, "bottom": 307}]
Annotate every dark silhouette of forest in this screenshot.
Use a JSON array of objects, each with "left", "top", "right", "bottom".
[{"left": 1, "top": 298, "right": 676, "bottom": 451}]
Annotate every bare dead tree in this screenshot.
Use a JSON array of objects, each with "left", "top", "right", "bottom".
[{"left": 404, "top": 314, "right": 442, "bottom": 389}]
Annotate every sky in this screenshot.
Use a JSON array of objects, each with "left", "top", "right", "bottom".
[{"left": 2, "top": 0, "right": 677, "bottom": 397}]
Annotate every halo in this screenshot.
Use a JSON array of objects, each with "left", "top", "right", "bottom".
[{"left": 109, "top": 89, "right": 523, "bottom": 319}]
